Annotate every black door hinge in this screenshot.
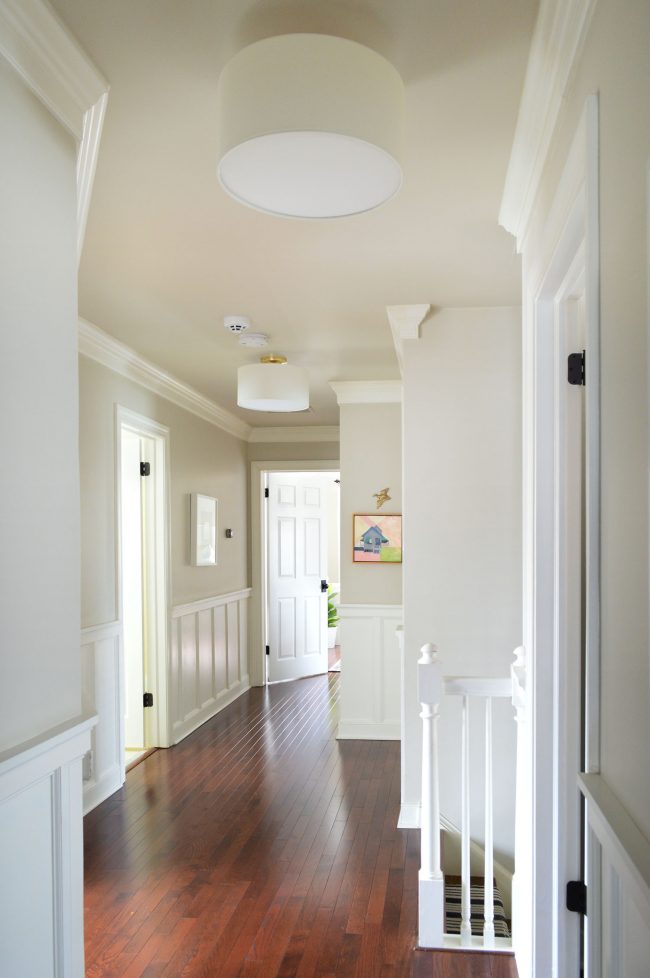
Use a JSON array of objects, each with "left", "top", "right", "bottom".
[
  {"left": 265, "top": 645, "right": 270, "bottom": 656},
  {"left": 264, "top": 487, "right": 269, "bottom": 498},
  {"left": 568, "top": 351, "right": 585, "bottom": 386},
  {"left": 143, "top": 692, "right": 154, "bottom": 708},
  {"left": 140, "top": 461, "right": 151, "bottom": 476},
  {"left": 566, "top": 880, "right": 587, "bottom": 915}
]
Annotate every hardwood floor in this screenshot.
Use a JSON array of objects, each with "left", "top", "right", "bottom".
[{"left": 84, "top": 674, "right": 517, "bottom": 978}]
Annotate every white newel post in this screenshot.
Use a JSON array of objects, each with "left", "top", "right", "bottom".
[{"left": 418, "top": 642, "right": 445, "bottom": 948}]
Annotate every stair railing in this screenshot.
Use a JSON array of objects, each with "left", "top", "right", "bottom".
[{"left": 418, "top": 643, "right": 514, "bottom": 950}]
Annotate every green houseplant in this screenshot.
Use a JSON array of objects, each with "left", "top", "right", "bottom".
[{"left": 327, "top": 585, "right": 339, "bottom": 649}]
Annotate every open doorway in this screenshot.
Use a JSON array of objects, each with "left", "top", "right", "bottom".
[
  {"left": 249, "top": 460, "right": 340, "bottom": 687},
  {"left": 116, "top": 407, "right": 171, "bottom": 776},
  {"left": 264, "top": 471, "right": 340, "bottom": 683}
]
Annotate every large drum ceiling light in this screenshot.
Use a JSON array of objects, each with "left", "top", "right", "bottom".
[
  {"left": 217, "top": 34, "right": 404, "bottom": 219},
  {"left": 237, "top": 355, "right": 309, "bottom": 412}
]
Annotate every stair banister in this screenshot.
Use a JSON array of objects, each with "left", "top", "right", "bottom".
[{"left": 417, "top": 642, "right": 444, "bottom": 947}]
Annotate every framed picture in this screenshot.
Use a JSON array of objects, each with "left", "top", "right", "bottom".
[
  {"left": 191, "top": 493, "right": 218, "bottom": 566},
  {"left": 353, "top": 513, "right": 402, "bottom": 563}
]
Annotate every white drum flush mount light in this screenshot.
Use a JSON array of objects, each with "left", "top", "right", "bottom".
[
  {"left": 217, "top": 34, "right": 404, "bottom": 219},
  {"left": 237, "top": 355, "right": 309, "bottom": 412}
]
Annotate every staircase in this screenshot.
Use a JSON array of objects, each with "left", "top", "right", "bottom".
[{"left": 417, "top": 642, "right": 517, "bottom": 951}]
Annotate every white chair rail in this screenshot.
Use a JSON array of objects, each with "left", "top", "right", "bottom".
[{"left": 418, "top": 643, "right": 515, "bottom": 951}]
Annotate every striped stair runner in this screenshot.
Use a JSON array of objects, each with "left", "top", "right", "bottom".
[{"left": 444, "top": 875, "right": 510, "bottom": 937}]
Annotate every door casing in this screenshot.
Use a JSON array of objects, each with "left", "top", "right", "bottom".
[
  {"left": 249, "top": 459, "right": 340, "bottom": 687},
  {"left": 116, "top": 406, "right": 172, "bottom": 765}
]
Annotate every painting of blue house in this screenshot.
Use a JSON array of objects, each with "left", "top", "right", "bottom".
[
  {"left": 353, "top": 513, "right": 402, "bottom": 563},
  {"left": 360, "top": 525, "right": 388, "bottom": 554}
]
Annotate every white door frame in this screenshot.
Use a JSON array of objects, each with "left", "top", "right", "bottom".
[
  {"left": 116, "top": 406, "right": 172, "bottom": 754},
  {"left": 249, "top": 459, "right": 339, "bottom": 687},
  {"left": 517, "top": 95, "right": 601, "bottom": 978}
]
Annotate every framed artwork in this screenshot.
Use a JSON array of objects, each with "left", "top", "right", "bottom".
[
  {"left": 353, "top": 513, "right": 402, "bottom": 563},
  {"left": 191, "top": 493, "right": 218, "bottom": 566}
]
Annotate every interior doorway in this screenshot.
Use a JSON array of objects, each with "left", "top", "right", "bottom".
[
  {"left": 116, "top": 407, "right": 171, "bottom": 776},
  {"left": 264, "top": 471, "right": 340, "bottom": 683}
]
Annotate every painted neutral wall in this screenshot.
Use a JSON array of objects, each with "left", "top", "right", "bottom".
[
  {"left": 247, "top": 440, "right": 340, "bottom": 462},
  {"left": 339, "top": 403, "right": 402, "bottom": 605},
  {"left": 527, "top": 0, "right": 650, "bottom": 845},
  {"left": 79, "top": 356, "right": 249, "bottom": 626},
  {"left": 0, "top": 58, "right": 81, "bottom": 750},
  {"left": 402, "top": 307, "right": 522, "bottom": 859}
]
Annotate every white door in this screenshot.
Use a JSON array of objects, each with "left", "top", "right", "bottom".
[{"left": 267, "top": 473, "right": 329, "bottom": 682}]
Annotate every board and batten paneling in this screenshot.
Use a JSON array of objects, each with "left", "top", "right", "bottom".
[
  {"left": 171, "top": 588, "right": 251, "bottom": 743},
  {"left": 0, "top": 716, "right": 94, "bottom": 978},
  {"left": 337, "top": 604, "right": 402, "bottom": 740},
  {"left": 81, "top": 621, "right": 123, "bottom": 814}
]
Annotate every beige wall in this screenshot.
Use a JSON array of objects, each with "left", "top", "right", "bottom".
[
  {"left": 526, "top": 0, "right": 650, "bottom": 839},
  {"left": 402, "top": 306, "right": 522, "bottom": 858},
  {"left": 79, "top": 357, "right": 249, "bottom": 626},
  {"left": 247, "top": 440, "right": 339, "bottom": 462},
  {"left": 339, "top": 403, "right": 402, "bottom": 606},
  {"left": 0, "top": 60, "right": 81, "bottom": 749}
]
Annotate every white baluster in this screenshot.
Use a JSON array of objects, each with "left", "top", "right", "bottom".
[
  {"left": 418, "top": 642, "right": 444, "bottom": 948},
  {"left": 483, "top": 697, "right": 495, "bottom": 947},
  {"left": 461, "top": 693, "right": 472, "bottom": 945}
]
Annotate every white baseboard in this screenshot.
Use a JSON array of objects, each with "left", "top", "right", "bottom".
[
  {"left": 337, "top": 720, "right": 401, "bottom": 741},
  {"left": 83, "top": 762, "right": 122, "bottom": 815},
  {"left": 172, "top": 677, "right": 250, "bottom": 744},
  {"left": 398, "top": 803, "right": 421, "bottom": 828}
]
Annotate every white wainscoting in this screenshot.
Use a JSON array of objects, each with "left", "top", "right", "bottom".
[
  {"left": 337, "top": 604, "right": 402, "bottom": 740},
  {"left": 0, "top": 714, "right": 95, "bottom": 978},
  {"left": 579, "top": 773, "right": 650, "bottom": 977},
  {"left": 171, "top": 588, "right": 252, "bottom": 743},
  {"left": 81, "top": 620, "right": 123, "bottom": 814}
]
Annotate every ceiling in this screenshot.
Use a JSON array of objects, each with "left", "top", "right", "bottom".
[{"left": 53, "top": 0, "right": 538, "bottom": 428}]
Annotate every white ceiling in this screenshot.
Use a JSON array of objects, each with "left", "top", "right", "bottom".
[{"left": 53, "top": 0, "right": 537, "bottom": 427}]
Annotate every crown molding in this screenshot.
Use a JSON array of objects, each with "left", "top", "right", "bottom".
[
  {"left": 499, "top": 0, "right": 597, "bottom": 250},
  {"left": 386, "top": 304, "right": 431, "bottom": 374},
  {"left": 77, "top": 89, "right": 108, "bottom": 262},
  {"left": 78, "top": 319, "right": 252, "bottom": 441},
  {"left": 329, "top": 381, "right": 402, "bottom": 405},
  {"left": 248, "top": 426, "right": 340, "bottom": 444},
  {"left": 0, "top": 0, "right": 108, "bottom": 140}
]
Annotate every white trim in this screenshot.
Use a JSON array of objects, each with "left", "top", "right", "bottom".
[
  {"left": 337, "top": 720, "right": 401, "bottom": 740},
  {"left": 248, "top": 426, "right": 340, "bottom": 443},
  {"left": 579, "top": 774, "right": 650, "bottom": 926},
  {"left": 249, "top": 459, "right": 340, "bottom": 688},
  {"left": 499, "top": 0, "right": 597, "bottom": 248},
  {"left": 0, "top": 716, "right": 93, "bottom": 978},
  {"left": 517, "top": 96, "right": 601, "bottom": 978},
  {"left": 116, "top": 406, "right": 172, "bottom": 750},
  {"left": 80, "top": 620, "right": 123, "bottom": 814},
  {"left": 442, "top": 677, "right": 513, "bottom": 698},
  {"left": 80, "top": 319, "right": 252, "bottom": 441},
  {"left": 77, "top": 90, "right": 108, "bottom": 262},
  {"left": 386, "top": 304, "right": 430, "bottom": 374},
  {"left": 329, "top": 380, "right": 402, "bottom": 405},
  {"left": 0, "top": 0, "right": 107, "bottom": 140},
  {"left": 337, "top": 602, "right": 402, "bottom": 618},
  {"left": 172, "top": 678, "right": 250, "bottom": 744},
  {"left": 172, "top": 588, "right": 252, "bottom": 619},
  {"left": 0, "top": 714, "right": 96, "bottom": 779},
  {"left": 398, "top": 802, "right": 421, "bottom": 829}
]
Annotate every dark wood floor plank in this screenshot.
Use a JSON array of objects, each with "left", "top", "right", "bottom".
[{"left": 84, "top": 674, "right": 516, "bottom": 978}]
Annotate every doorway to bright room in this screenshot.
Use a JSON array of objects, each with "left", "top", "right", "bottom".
[{"left": 264, "top": 471, "right": 340, "bottom": 683}]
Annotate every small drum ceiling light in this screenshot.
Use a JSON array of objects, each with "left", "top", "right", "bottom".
[
  {"left": 237, "top": 355, "right": 309, "bottom": 412},
  {"left": 217, "top": 34, "right": 404, "bottom": 219}
]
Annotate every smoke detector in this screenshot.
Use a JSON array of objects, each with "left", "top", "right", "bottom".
[
  {"left": 224, "top": 315, "right": 251, "bottom": 334},
  {"left": 239, "top": 332, "right": 269, "bottom": 348}
]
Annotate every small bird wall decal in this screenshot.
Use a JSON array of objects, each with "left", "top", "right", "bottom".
[{"left": 373, "top": 488, "right": 391, "bottom": 510}]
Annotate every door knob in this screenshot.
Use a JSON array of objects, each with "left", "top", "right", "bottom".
[{"left": 321, "top": 579, "right": 328, "bottom": 593}]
